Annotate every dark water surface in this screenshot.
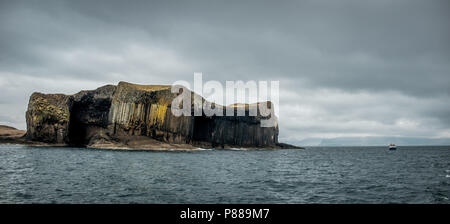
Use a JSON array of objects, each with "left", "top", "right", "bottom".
[{"left": 0, "top": 144, "right": 449, "bottom": 203}]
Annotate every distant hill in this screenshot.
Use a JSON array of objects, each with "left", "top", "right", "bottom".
[
  {"left": 0, "top": 125, "right": 26, "bottom": 141},
  {"left": 290, "top": 136, "right": 450, "bottom": 146},
  {"left": 0, "top": 125, "right": 19, "bottom": 130}
]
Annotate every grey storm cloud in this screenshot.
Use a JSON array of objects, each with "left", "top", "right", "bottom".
[{"left": 0, "top": 0, "right": 449, "bottom": 143}]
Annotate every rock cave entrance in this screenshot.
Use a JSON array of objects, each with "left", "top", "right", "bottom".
[
  {"left": 192, "top": 116, "right": 214, "bottom": 142},
  {"left": 68, "top": 102, "right": 88, "bottom": 146}
]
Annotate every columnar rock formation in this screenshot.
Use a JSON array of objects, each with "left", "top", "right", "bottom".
[
  {"left": 24, "top": 81, "right": 298, "bottom": 150},
  {"left": 107, "top": 82, "right": 194, "bottom": 144}
]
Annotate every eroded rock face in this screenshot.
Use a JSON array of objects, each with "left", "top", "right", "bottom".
[
  {"left": 26, "top": 93, "right": 71, "bottom": 143},
  {"left": 25, "top": 81, "right": 283, "bottom": 149},
  {"left": 68, "top": 85, "right": 117, "bottom": 145}
]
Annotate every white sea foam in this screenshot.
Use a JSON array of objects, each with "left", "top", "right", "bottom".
[
  {"left": 196, "top": 148, "right": 212, "bottom": 151},
  {"left": 229, "top": 148, "right": 245, "bottom": 151}
]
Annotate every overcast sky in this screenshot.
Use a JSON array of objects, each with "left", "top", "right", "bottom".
[{"left": 1, "top": 0, "right": 449, "bottom": 143}]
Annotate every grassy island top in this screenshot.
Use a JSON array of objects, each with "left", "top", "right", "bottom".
[{"left": 118, "top": 81, "right": 171, "bottom": 92}]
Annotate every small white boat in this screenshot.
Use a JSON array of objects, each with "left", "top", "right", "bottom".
[{"left": 389, "top": 144, "right": 397, "bottom": 150}]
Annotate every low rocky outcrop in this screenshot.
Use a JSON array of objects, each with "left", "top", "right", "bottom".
[{"left": 20, "top": 81, "right": 301, "bottom": 150}]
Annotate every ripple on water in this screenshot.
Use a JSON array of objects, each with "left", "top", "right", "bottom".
[{"left": 14, "top": 192, "right": 33, "bottom": 199}]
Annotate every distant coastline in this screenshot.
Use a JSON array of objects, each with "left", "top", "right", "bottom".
[{"left": 289, "top": 136, "right": 450, "bottom": 147}]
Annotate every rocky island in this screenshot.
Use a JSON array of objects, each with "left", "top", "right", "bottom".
[{"left": 1, "top": 82, "right": 301, "bottom": 150}]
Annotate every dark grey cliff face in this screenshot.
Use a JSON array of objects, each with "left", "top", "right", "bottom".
[
  {"left": 192, "top": 112, "right": 279, "bottom": 147},
  {"left": 25, "top": 82, "right": 281, "bottom": 148},
  {"left": 68, "top": 85, "right": 117, "bottom": 145}
]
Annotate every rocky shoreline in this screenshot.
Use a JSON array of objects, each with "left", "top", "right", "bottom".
[
  {"left": 0, "top": 125, "right": 302, "bottom": 150},
  {"left": 2, "top": 82, "right": 302, "bottom": 150}
]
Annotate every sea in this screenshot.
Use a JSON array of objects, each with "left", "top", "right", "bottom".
[{"left": 0, "top": 144, "right": 449, "bottom": 204}]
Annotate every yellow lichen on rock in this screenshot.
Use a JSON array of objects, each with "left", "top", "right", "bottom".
[
  {"left": 30, "top": 95, "right": 69, "bottom": 123},
  {"left": 148, "top": 103, "right": 168, "bottom": 128},
  {"left": 25, "top": 92, "right": 71, "bottom": 143}
]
